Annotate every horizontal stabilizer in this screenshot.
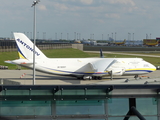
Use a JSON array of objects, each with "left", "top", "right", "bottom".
[{"left": 5, "top": 59, "right": 33, "bottom": 65}]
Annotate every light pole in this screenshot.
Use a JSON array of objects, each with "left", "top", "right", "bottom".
[
  {"left": 92, "top": 34, "right": 94, "bottom": 40},
  {"left": 108, "top": 34, "right": 109, "bottom": 41},
  {"left": 74, "top": 32, "right": 76, "bottom": 40},
  {"left": 31, "top": 0, "right": 40, "bottom": 85},
  {"left": 133, "top": 33, "right": 134, "bottom": 40},
  {"left": 55, "top": 33, "right": 57, "bottom": 40},
  {"left": 67, "top": 33, "right": 69, "bottom": 40}
]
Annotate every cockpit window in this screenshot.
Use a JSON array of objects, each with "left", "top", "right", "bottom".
[{"left": 144, "top": 64, "right": 149, "bottom": 67}]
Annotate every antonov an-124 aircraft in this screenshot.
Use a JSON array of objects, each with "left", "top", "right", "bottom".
[{"left": 5, "top": 33, "right": 156, "bottom": 80}]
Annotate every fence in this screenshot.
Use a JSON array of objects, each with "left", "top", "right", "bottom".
[
  {"left": 0, "top": 44, "right": 76, "bottom": 52},
  {"left": 37, "top": 44, "right": 72, "bottom": 50},
  {"left": 0, "top": 46, "right": 17, "bottom": 52}
]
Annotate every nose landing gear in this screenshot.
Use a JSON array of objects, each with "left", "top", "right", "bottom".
[{"left": 134, "top": 75, "right": 139, "bottom": 79}]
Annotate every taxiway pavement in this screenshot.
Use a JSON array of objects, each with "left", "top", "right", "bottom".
[{"left": 0, "top": 70, "right": 160, "bottom": 85}]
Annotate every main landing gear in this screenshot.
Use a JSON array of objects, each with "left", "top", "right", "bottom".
[
  {"left": 77, "top": 76, "right": 102, "bottom": 80},
  {"left": 134, "top": 75, "right": 139, "bottom": 79},
  {"left": 92, "top": 76, "right": 102, "bottom": 80}
]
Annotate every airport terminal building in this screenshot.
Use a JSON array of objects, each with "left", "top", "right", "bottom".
[{"left": 0, "top": 84, "right": 159, "bottom": 120}]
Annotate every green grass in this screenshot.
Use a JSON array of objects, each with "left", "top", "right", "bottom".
[
  {"left": 0, "top": 51, "right": 19, "bottom": 69},
  {"left": 0, "top": 48, "right": 91, "bottom": 69},
  {"left": 1, "top": 48, "right": 160, "bottom": 69},
  {"left": 43, "top": 48, "right": 90, "bottom": 58}
]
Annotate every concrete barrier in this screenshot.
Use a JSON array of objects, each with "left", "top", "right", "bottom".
[
  {"left": 83, "top": 45, "right": 160, "bottom": 52},
  {"left": 72, "top": 44, "right": 83, "bottom": 51},
  {"left": 0, "top": 79, "right": 20, "bottom": 85},
  {"left": 0, "top": 65, "right": 8, "bottom": 69}
]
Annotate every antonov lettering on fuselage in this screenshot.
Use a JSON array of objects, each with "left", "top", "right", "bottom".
[{"left": 5, "top": 33, "right": 156, "bottom": 80}]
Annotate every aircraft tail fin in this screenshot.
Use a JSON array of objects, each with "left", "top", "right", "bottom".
[
  {"left": 14, "top": 33, "right": 47, "bottom": 60},
  {"left": 100, "top": 49, "right": 104, "bottom": 58}
]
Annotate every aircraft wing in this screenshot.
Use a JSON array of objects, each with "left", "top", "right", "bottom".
[
  {"left": 87, "top": 60, "right": 126, "bottom": 75},
  {"left": 105, "top": 59, "right": 126, "bottom": 75},
  {"left": 75, "top": 62, "right": 98, "bottom": 73},
  {"left": 88, "top": 62, "right": 98, "bottom": 72}
]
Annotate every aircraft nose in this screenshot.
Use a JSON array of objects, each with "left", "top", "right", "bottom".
[{"left": 149, "top": 63, "right": 156, "bottom": 71}]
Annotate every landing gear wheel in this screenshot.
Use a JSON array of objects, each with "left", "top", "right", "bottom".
[
  {"left": 92, "top": 76, "right": 102, "bottom": 80},
  {"left": 92, "top": 76, "right": 97, "bottom": 80},
  {"left": 108, "top": 70, "right": 113, "bottom": 80},
  {"left": 134, "top": 75, "right": 138, "bottom": 79},
  {"left": 97, "top": 76, "right": 102, "bottom": 80},
  {"left": 77, "top": 77, "right": 83, "bottom": 80},
  {"left": 89, "top": 76, "right": 92, "bottom": 80}
]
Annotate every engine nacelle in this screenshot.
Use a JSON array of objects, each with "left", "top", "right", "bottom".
[{"left": 109, "top": 69, "right": 125, "bottom": 76}]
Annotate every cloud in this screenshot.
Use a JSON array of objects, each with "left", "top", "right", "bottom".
[
  {"left": 105, "top": 13, "right": 120, "bottom": 19},
  {"left": 53, "top": 3, "right": 69, "bottom": 11},
  {"left": 1, "top": 0, "right": 160, "bottom": 40},
  {"left": 108, "top": 0, "right": 135, "bottom": 6},
  {"left": 80, "top": 0, "right": 93, "bottom": 5},
  {"left": 38, "top": 4, "right": 47, "bottom": 11}
]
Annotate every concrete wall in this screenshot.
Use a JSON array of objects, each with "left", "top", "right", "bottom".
[
  {"left": 0, "top": 79, "right": 20, "bottom": 85},
  {"left": 84, "top": 45, "right": 160, "bottom": 52},
  {"left": 72, "top": 44, "right": 83, "bottom": 51}
]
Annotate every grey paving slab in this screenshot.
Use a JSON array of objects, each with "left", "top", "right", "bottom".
[{"left": 0, "top": 70, "right": 159, "bottom": 85}]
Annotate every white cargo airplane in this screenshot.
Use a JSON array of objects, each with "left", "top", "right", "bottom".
[{"left": 5, "top": 33, "right": 156, "bottom": 80}]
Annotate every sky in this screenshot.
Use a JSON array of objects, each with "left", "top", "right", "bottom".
[{"left": 0, "top": 0, "right": 160, "bottom": 40}]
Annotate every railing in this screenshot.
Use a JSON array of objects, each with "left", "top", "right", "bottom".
[{"left": 0, "top": 44, "right": 73, "bottom": 52}]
